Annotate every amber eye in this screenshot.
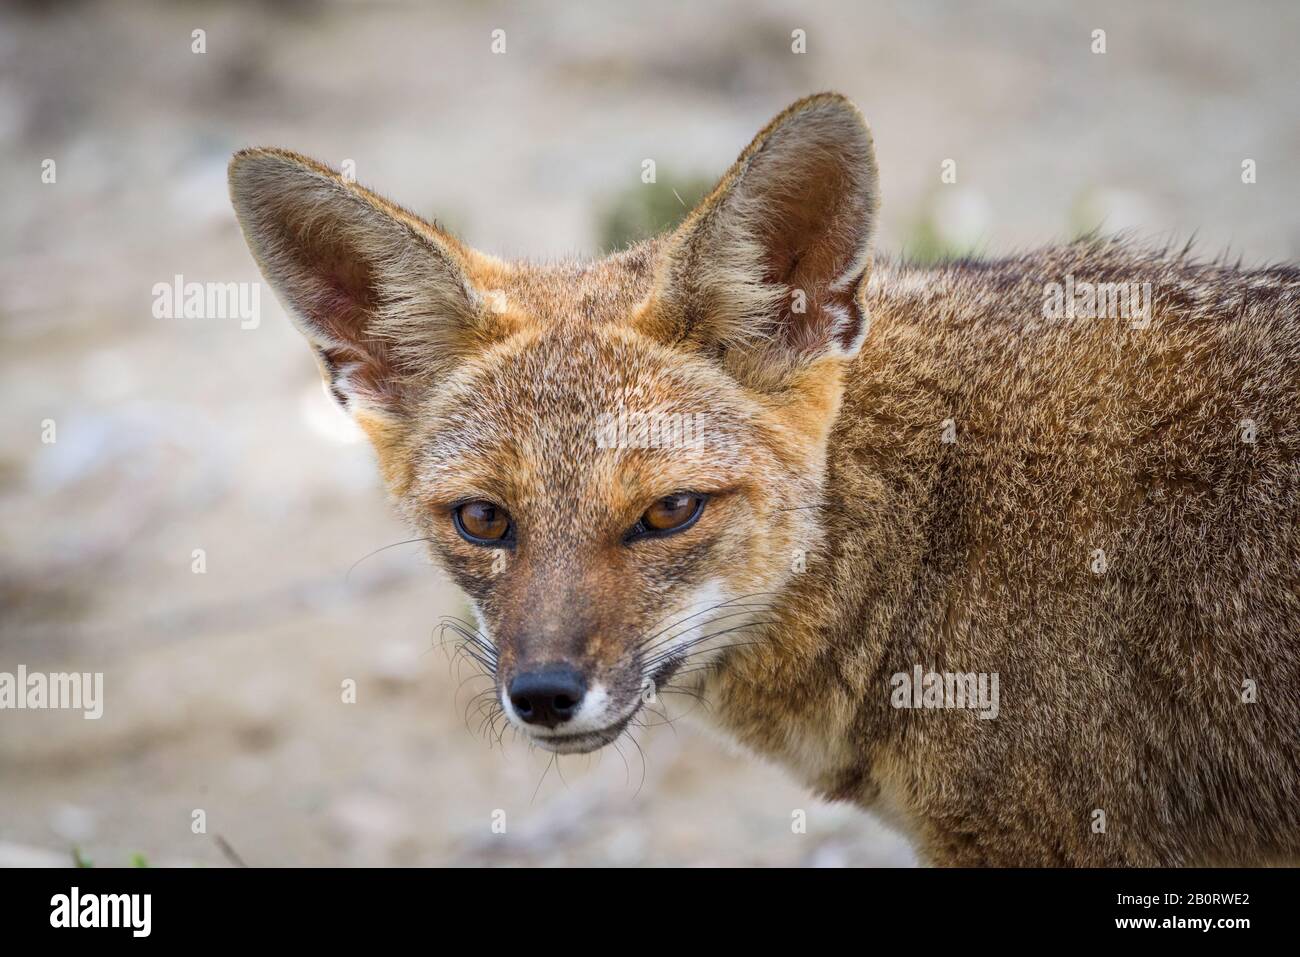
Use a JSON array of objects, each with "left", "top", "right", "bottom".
[
  {"left": 627, "top": 493, "right": 706, "bottom": 542},
  {"left": 453, "top": 500, "right": 513, "bottom": 545}
]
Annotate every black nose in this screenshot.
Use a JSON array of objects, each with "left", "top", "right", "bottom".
[{"left": 508, "top": 665, "right": 586, "bottom": 728}]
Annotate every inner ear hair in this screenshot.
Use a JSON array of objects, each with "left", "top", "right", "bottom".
[
  {"left": 228, "top": 148, "right": 490, "bottom": 413},
  {"left": 643, "top": 93, "right": 880, "bottom": 379}
]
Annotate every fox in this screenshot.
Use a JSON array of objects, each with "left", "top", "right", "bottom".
[{"left": 228, "top": 93, "right": 1300, "bottom": 866}]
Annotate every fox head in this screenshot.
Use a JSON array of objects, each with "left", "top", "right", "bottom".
[{"left": 229, "top": 93, "right": 879, "bottom": 753}]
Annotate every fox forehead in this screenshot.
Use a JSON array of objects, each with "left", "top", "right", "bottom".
[
  {"left": 406, "top": 309, "right": 768, "bottom": 522},
  {"left": 466, "top": 242, "right": 662, "bottom": 326}
]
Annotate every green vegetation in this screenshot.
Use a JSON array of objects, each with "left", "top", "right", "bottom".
[
  {"left": 70, "top": 847, "right": 151, "bottom": 868},
  {"left": 596, "top": 174, "right": 715, "bottom": 251}
]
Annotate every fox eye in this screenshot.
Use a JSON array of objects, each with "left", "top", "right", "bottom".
[
  {"left": 627, "top": 493, "right": 707, "bottom": 542},
  {"left": 453, "top": 500, "right": 513, "bottom": 545}
]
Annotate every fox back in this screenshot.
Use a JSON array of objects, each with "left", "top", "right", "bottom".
[{"left": 229, "top": 93, "right": 1300, "bottom": 866}]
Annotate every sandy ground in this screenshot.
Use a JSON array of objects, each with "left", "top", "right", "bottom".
[{"left": 1, "top": 0, "right": 1296, "bottom": 866}]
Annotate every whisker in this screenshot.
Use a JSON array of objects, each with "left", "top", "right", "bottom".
[
  {"left": 636, "top": 604, "right": 772, "bottom": 660},
  {"left": 611, "top": 736, "right": 631, "bottom": 788},
  {"left": 345, "top": 536, "right": 437, "bottom": 583},
  {"left": 655, "top": 687, "right": 713, "bottom": 719},
  {"left": 476, "top": 708, "right": 499, "bottom": 740},
  {"left": 491, "top": 713, "right": 511, "bottom": 750},
  {"left": 663, "top": 651, "right": 760, "bottom": 684},
  {"left": 531, "top": 753, "right": 556, "bottom": 803},
  {"left": 462, "top": 687, "right": 499, "bottom": 732},
  {"left": 641, "top": 621, "right": 777, "bottom": 673},
  {"left": 437, "top": 614, "right": 494, "bottom": 644},
  {"left": 437, "top": 619, "right": 499, "bottom": 662},
  {"left": 634, "top": 699, "right": 683, "bottom": 734},
  {"left": 554, "top": 754, "right": 570, "bottom": 790},
  {"left": 621, "top": 728, "right": 648, "bottom": 798},
  {"left": 437, "top": 630, "right": 496, "bottom": 663},
  {"left": 437, "top": 622, "right": 499, "bottom": 678},
  {"left": 635, "top": 592, "right": 781, "bottom": 650}
]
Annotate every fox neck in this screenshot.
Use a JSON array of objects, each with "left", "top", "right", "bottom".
[{"left": 694, "top": 279, "right": 947, "bottom": 803}]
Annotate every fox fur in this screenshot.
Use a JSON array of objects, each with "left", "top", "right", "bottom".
[{"left": 229, "top": 93, "right": 1300, "bottom": 866}]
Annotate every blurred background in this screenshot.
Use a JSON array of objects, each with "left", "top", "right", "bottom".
[{"left": 1, "top": 0, "right": 1297, "bottom": 867}]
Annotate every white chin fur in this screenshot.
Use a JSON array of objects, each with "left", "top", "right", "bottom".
[{"left": 502, "top": 682, "right": 638, "bottom": 753}]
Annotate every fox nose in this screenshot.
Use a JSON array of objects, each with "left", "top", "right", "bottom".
[{"left": 508, "top": 665, "right": 586, "bottom": 728}]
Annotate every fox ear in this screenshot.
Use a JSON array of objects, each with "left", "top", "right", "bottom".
[
  {"left": 641, "top": 93, "right": 879, "bottom": 384},
  {"left": 228, "top": 148, "right": 493, "bottom": 414}
]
